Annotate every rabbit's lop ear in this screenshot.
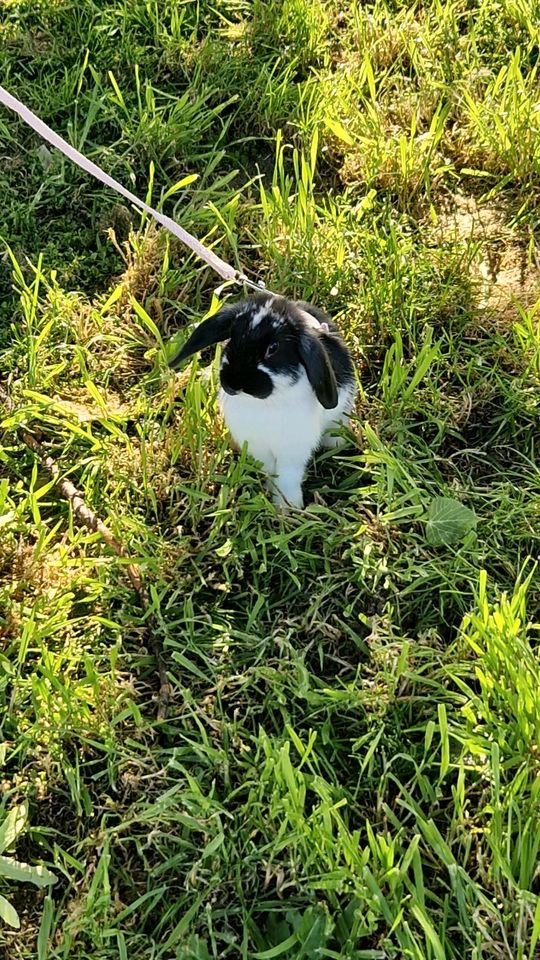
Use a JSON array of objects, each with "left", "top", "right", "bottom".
[
  {"left": 169, "top": 304, "right": 239, "bottom": 369},
  {"left": 298, "top": 330, "right": 338, "bottom": 409},
  {"left": 295, "top": 300, "right": 330, "bottom": 327}
]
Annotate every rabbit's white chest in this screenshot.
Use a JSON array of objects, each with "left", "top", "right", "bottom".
[{"left": 219, "top": 371, "right": 320, "bottom": 470}]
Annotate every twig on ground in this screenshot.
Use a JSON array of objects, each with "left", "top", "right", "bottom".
[{"left": 0, "top": 382, "right": 171, "bottom": 720}]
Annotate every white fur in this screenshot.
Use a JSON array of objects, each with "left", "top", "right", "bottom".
[
  {"left": 296, "top": 308, "right": 329, "bottom": 334},
  {"left": 249, "top": 306, "right": 270, "bottom": 329},
  {"left": 219, "top": 370, "right": 356, "bottom": 509}
]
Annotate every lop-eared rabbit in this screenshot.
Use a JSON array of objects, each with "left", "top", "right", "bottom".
[{"left": 170, "top": 294, "right": 356, "bottom": 509}]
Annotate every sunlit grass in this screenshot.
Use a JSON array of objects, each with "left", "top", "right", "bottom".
[{"left": 1, "top": 0, "right": 540, "bottom": 957}]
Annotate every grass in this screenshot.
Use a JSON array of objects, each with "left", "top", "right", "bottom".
[{"left": 1, "top": 0, "right": 540, "bottom": 956}]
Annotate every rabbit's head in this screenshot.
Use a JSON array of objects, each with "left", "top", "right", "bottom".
[{"left": 170, "top": 294, "right": 339, "bottom": 409}]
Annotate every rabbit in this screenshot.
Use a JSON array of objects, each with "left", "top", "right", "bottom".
[{"left": 169, "top": 294, "right": 356, "bottom": 509}]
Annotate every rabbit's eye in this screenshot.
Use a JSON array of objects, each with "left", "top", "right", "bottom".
[{"left": 265, "top": 341, "right": 279, "bottom": 360}]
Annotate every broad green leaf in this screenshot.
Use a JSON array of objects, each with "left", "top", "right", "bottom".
[
  {"left": 130, "top": 297, "right": 164, "bottom": 345},
  {"left": 100, "top": 283, "right": 125, "bottom": 314},
  {"left": 529, "top": 895, "right": 540, "bottom": 958},
  {"left": 425, "top": 497, "right": 477, "bottom": 546},
  {"left": 324, "top": 117, "right": 355, "bottom": 146},
  {"left": 411, "top": 903, "right": 446, "bottom": 960},
  {"left": 0, "top": 804, "right": 27, "bottom": 854},
  {"left": 253, "top": 933, "right": 298, "bottom": 959},
  {"left": 161, "top": 174, "right": 198, "bottom": 204},
  {"left": 0, "top": 856, "right": 57, "bottom": 887},
  {"left": 0, "top": 893, "right": 19, "bottom": 928},
  {"left": 215, "top": 539, "right": 232, "bottom": 558},
  {"left": 38, "top": 895, "right": 54, "bottom": 960},
  {"left": 108, "top": 70, "right": 127, "bottom": 110},
  {"left": 84, "top": 379, "right": 107, "bottom": 410}
]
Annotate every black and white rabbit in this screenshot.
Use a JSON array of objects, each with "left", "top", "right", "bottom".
[{"left": 169, "top": 294, "right": 356, "bottom": 509}]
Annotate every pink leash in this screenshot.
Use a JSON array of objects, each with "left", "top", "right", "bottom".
[{"left": 0, "top": 83, "right": 271, "bottom": 293}]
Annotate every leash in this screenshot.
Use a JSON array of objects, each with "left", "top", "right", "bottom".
[{"left": 0, "top": 83, "right": 271, "bottom": 295}]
